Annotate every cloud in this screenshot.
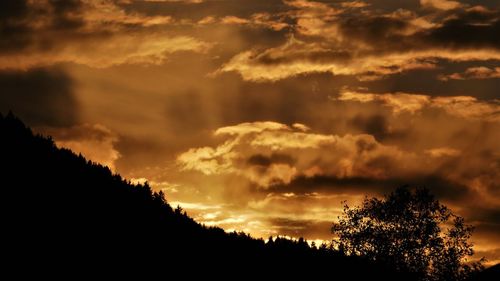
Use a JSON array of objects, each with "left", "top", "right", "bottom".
[
  {"left": 81, "top": 0, "right": 174, "bottom": 27},
  {"left": 175, "top": 119, "right": 499, "bottom": 235},
  {"left": 142, "top": 0, "right": 204, "bottom": 3},
  {"left": 270, "top": 174, "right": 473, "bottom": 203},
  {"left": 337, "top": 90, "right": 500, "bottom": 122},
  {"left": 0, "top": 68, "right": 78, "bottom": 127},
  {"left": 420, "top": 0, "right": 463, "bottom": 10},
  {"left": 0, "top": 0, "right": 210, "bottom": 69},
  {"left": 340, "top": 1, "right": 370, "bottom": 9},
  {"left": 177, "top": 121, "right": 464, "bottom": 189},
  {"left": 217, "top": 3, "right": 500, "bottom": 82},
  {"left": 217, "top": 36, "right": 439, "bottom": 82},
  {"left": 218, "top": 13, "right": 289, "bottom": 31},
  {"left": 38, "top": 123, "right": 121, "bottom": 171},
  {"left": 218, "top": 36, "right": 500, "bottom": 82},
  {"left": 439, "top": 66, "right": 500, "bottom": 80},
  {"left": 215, "top": 121, "right": 290, "bottom": 136},
  {"left": 292, "top": 123, "right": 310, "bottom": 132},
  {"left": 120, "top": 0, "right": 291, "bottom": 23},
  {"left": 348, "top": 114, "right": 404, "bottom": 141},
  {"left": 1, "top": 33, "right": 210, "bottom": 69},
  {"left": 337, "top": 90, "right": 431, "bottom": 114},
  {"left": 177, "top": 140, "right": 236, "bottom": 175},
  {"left": 425, "top": 147, "right": 462, "bottom": 157},
  {"left": 432, "top": 96, "right": 500, "bottom": 121},
  {"left": 423, "top": 7, "right": 500, "bottom": 49}
]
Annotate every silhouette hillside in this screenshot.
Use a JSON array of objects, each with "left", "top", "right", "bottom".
[{"left": 2, "top": 112, "right": 492, "bottom": 280}]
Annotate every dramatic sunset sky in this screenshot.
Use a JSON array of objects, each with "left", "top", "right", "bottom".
[{"left": 1, "top": 0, "right": 499, "bottom": 265}]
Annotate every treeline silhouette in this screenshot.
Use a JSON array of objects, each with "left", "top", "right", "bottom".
[{"left": 0, "top": 112, "right": 493, "bottom": 280}]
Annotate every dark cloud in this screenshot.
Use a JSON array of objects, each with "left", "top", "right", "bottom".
[
  {"left": 268, "top": 174, "right": 472, "bottom": 202},
  {"left": 333, "top": 4, "right": 500, "bottom": 52},
  {"left": 0, "top": 0, "right": 31, "bottom": 52},
  {"left": 120, "top": 0, "right": 290, "bottom": 21},
  {"left": 162, "top": 70, "right": 339, "bottom": 136},
  {"left": 339, "top": 6, "right": 500, "bottom": 52},
  {"left": 337, "top": 15, "right": 411, "bottom": 49},
  {"left": 256, "top": 48, "right": 352, "bottom": 65},
  {"left": 467, "top": 207, "right": 500, "bottom": 227},
  {"left": 0, "top": 0, "right": 208, "bottom": 69},
  {"left": 48, "top": 0, "right": 85, "bottom": 30},
  {"left": 0, "top": 0, "right": 85, "bottom": 52},
  {"left": 247, "top": 153, "right": 296, "bottom": 167},
  {"left": 349, "top": 114, "right": 407, "bottom": 141},
  {"left": 362, "top": 65, "right": 500, "bottom": 100},
  {"left": 422, "top": 10, "right": 500, "bottom": 49},
  {"left": 0, "top": 0, "right": 29, "bottom": 20},
  {"left": 164, "top": 90, "right": 213, "bottom": 133},
  {"left": 348, "top": 0, "right": 420, "bottom": 11},
  {"left": 0, "top": 68, "right": 78, "bottom": 127},
  {"left": 461, "top": 0, "right": 500, "bottom": 9}
]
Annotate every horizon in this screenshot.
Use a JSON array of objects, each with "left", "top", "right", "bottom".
[{"left": 1, "top": 0, "right": 499, "bottom": 267}]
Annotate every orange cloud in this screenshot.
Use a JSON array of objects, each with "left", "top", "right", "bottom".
[
  {"left": 425, "top": 147, "right": 462, "bottom": 158},
  {"left": 215, "top": 121, "right": 290, "bottom": 136},
  {"left": 81, "top": 0, "right": 173, "bottom": 28},
  {"left": 337, "top": 90, "right": 500, "bottom": 122},
  {"left": 216, "top": 2, "right": 500, "bottom": 82},
  {"left": 340, "top": 1, "right": 370, "bottom": 9},
  {"left": 218, "top": 35, "right": 500, "bottom": 82},
  {"left": 420, "top": 0, "right": 462, "bottom": 11},
  {"left": 338, "top": 91, "right": 431, "bottom": 114},
  {"left": 0, "top": 0, "right": 210, "bottom": 69},
  {"left": 439, "top": 66, "right": 500, "bottom": 80},
  {"left": 0, "top": 34, "right": 210, "bottom": 69},
  {"left": 177, "top": 121, "right": 437, "bottom": 188},
  {"left": 177, "top": 140, "right": 236, "bottom": 175}
]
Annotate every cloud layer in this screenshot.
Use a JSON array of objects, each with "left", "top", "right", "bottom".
[{"left": 0, "top": 0, "right": 210, "bottom": 68}]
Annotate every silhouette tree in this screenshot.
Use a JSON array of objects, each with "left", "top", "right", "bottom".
[{"left": 332, "top": 186, "right": 484, "bottom": 281}]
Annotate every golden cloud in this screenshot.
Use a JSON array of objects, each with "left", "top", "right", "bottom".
[
  {"left": 215, "top": 2, "right": 500, "bottom": 82},
  {"left": 81, "top": 0, "right": 174, "bottom": 28},
  {"left": 340, "top": 1, "right": 370, "bottom": 9},
  {"left": 214, "top": 121, "right": 290, "bottom": 136},
  {"left": 420, "top": 0, "right": 462, "bottom": 11},
  {"left": 439, "top": 66, "right": 500, "bottom": 80},
  {"left": 0, "top": 34, "right": 210, "bottom": 69},
  {"left": 425, "top": 147, "right": 462, "bottom": 158},
  {"left": 338, "top": 91, "right": 431, "bottom": 114},
  {"left": 177, "top": 121, "right": 461, "bottom": 188},
  {"left": 177, "top": 140, "right": 237, "bottom": 175},
  {"left": 218, "top": 34, "right": 500, "bottom": 82},
  {"left": 337, "top": 90, "right": 500, "bottom": 122},
  {"left": 0, "top": 0, "right": 210, "bottom": 69}
]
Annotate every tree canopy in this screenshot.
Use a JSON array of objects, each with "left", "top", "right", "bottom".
[{"left": 332, "top": 186, "right": 484, "bottom": 281}]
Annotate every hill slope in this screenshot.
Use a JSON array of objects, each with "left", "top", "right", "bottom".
[{"left": 1, "top": 112, "right": 417, "bottom": 279}]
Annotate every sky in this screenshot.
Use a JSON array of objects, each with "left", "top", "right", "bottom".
[{"left": 1, "top": 0, "right": 499, "bottom": 265}]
